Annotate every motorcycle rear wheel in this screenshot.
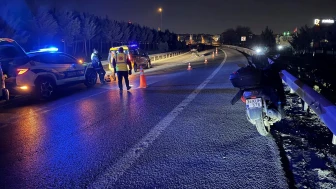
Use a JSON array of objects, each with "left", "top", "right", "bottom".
[{"left": 255, "top": 118, "right": 270, "bottom": 136}]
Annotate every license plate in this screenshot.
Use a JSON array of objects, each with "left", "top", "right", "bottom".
[{"left": 246, "top": 98, "right": 262, "bottom": 108}]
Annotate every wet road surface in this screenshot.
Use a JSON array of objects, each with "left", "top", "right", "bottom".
[{"left": 0, "top": 48, "right": 287, "bottom": 188}]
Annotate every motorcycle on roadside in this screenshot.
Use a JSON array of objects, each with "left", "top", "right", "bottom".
[{"left": 229, "top": 55, "right": 284, "bottom": 136}]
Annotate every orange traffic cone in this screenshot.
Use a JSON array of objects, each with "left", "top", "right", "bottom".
[
  {"left": 139, "top": 66, "right": 147, "bottom": 88},
  {"left": 204, "top": 58, "right": 208, "bottom": 63},
  {"left": 187, "top": 63, "right": 192, "bottom": 70}
]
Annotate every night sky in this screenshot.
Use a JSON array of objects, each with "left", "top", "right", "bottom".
[{"left": 30, "top": 0, "right": 336, "bottom": 34}]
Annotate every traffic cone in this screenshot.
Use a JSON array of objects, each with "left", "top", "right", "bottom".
[
  {"left": 187, "top": 63, "right": 192, "bottom": 70},
  {"left": 139, "top": 66, "right": 147, "bottom": 88},
  {"left": 204, "top": 58, "right": 208, "bottom": 63}
]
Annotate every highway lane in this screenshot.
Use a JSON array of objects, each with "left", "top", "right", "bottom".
[{"left": 0, "top": 48, "right": 287, "bottom": 188}]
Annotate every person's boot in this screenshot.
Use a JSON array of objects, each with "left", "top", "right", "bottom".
[{"left": 127, "top": 86, "right": 131, "bottom": 90}]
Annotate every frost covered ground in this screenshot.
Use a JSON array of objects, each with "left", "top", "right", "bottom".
[{"left": 272, "top": 85, "right": 336, "bottom": 189}]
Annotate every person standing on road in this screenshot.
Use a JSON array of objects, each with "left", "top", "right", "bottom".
[
  {"left": 91, "top": 48, "right": 106, "bottom": 84},
  {"left": 113, "top": 47, "right": 132, "bottom": 91}
]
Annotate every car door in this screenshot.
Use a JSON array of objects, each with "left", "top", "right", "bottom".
[
  {"left": 58, "top": 53, "right": 86, "bottom": 82},
  {"left": 31, "top": 53, "right": 72, "bottom": 85},
  {"left": 131, "top": 49, "right": 144, "bottom": 65},
  {"left": 138, "top": 50, "right": 149, "bottom": 65}
]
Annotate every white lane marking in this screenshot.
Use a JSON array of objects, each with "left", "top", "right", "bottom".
[{"left": 90, "top": 49, "right": 228, "bottom": 188}]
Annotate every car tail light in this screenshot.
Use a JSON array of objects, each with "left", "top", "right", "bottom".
[{"left": 17, "top": 68, "right": 29, "bottom": 75}]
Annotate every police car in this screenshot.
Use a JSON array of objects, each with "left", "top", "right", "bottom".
[{"left": 0, "top": 38, "right": 97, "bottom": 99}]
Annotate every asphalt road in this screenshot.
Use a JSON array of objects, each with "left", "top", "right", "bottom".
[{"left": 0, "top": 48, "right": 288, "bottom": 188}]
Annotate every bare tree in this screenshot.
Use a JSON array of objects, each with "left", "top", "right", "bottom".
[
  {"left": 80, "top": 13, "right": 97, "bottom": 57},
  {"left": 0, "top": 0, "right": 29, "bottom": 43},
  {"left": 0, "top": 10, "right": 29, "bottom": 43},
  {"left": 54, "top": 10, "right": 80, "bottom": 53},
  {"left": 260, "top": 26, "right": 276, "bottom": 48},
  {"left": 119, "top": 22, "right": 130, "bottom": 44},
  {"left": 140, "top": 27, "right": 148, "bottom": 49},
  {"left": 146, "top": 28, "right": 154, "bottom": 50},
  {"left": 26, "top": 7, "right": 58, "bottom": 48}
]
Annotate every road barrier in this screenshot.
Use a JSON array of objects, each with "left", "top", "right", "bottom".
[
  {"left": 148, "top": 50, "right": 185, "bottom": 62},
  {"left": 223, "top": 45, "right": 336, "bottom": 144},
  {"left": 101, "top": 50, "right": 186, "bottom": 66}
]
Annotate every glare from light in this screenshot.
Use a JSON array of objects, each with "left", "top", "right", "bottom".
[
  {"left": 19, "top": 86, "right": 28, "bottom": 90},
  {"left": 158, "top": 8, "right": 162, "bottom": 12},
  {"left": 278, "top": 45, "right": 283, "bottom": 50},
  {"left": 256, "top": 48, "right": 262, "bottom": 53},
  {"left": 78, "top": 59, "right": 83, "bottom": 64}
]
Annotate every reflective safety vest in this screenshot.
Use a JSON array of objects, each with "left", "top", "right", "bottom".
[{"left": 115, "top": 53, "right": 128, "bottom": 71}]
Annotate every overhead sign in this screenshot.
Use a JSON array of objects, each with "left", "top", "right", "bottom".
[
  {"left": 241, "top": 36, "right": 246, "bottom": 42},
  {"left": 315, "top": 18, "right": 335, "bottom": 25},
  {"left": 322, "top": 19, "right": 335, "bottom": 24}
]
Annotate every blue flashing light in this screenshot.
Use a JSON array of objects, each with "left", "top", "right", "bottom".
[
  {"left": 129, "top": 44, "right": 137, "bottom": 47},
  {"left": 38, "top": 47, "right": 58, "bottom": 52}
]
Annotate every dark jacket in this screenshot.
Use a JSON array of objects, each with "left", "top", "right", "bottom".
[{"left": 91, "top": 53, "right": 103, "bottom": 68}]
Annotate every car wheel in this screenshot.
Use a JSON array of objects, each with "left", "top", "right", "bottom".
[
  {"left": 84, "top": 69, "right": 97, "bottom": 87},
  {"left": 36, "top": 78, "right": 56, "bottom": 100},
  {"left": 134, "top": 63, "right": 138, "bottom": 72}
]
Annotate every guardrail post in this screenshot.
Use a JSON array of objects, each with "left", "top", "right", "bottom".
[
  {"left": 333, "top": 135, "right": 336, "bottom": 145},
  {"left": 301, "top": 98, "right": 310, "bottom": 115},
  {"left": 290, "top": 88, "right": 295, "bottom": 94}
]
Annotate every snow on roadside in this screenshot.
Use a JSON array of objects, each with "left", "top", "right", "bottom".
[{"left": 272, "top": 85, "right": 336, "bottom": 188}]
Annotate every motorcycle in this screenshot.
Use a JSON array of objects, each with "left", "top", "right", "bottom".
[{"left": 229, "top": 57, "right": 283, "bottom": 136}]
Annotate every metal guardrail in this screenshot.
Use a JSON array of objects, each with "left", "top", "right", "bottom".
[
  {"left": 148, "top": 50, "right": 185, "bottom": 62},
  {"left": 101, "top": 50, "right": 186, "bottom": 66},
  {"left": 223, "top": 45, "right": 336, "bottom": 144}
]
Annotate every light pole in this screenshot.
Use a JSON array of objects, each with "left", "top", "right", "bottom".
[{"left": 158, "top": 8, "right": 162, "bottom": 31}]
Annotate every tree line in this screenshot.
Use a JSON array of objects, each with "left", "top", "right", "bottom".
[
  {"left": 221, "top": 24, "right": 336, "bottom": 54},
  {"left": 220, "top": 26, "right": 277, "bottom": 50},
  {"left": 0, "top": 2, "right": 186, "bottom": 59},
  {"left": 290, "top": 24, "right": 336, "bottom": 52}
]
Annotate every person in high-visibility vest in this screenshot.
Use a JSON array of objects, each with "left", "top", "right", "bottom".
[{"left": 113, "top": 47, "right": 132, "bottom": 91}]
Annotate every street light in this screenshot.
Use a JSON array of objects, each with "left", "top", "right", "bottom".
[{"left": 158, "top": 8, "right": 162, "bottom": 31}]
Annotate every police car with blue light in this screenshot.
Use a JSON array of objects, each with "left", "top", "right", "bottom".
[{"left": 0, "top": 38, "right": 97, "bottom": 99}]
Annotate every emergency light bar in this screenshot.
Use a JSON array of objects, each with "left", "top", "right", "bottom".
[{"left": 38, "top": 47, "right": 58, "bottom": 52}]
